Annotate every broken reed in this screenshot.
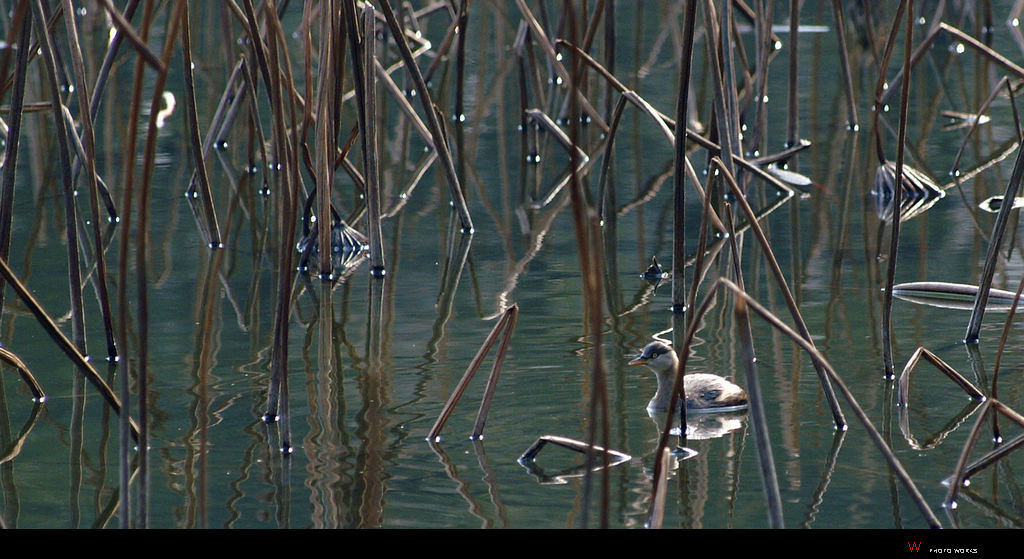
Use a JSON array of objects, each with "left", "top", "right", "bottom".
[{"left": 427, "top": 304, "right": 518, "bottom": 442}]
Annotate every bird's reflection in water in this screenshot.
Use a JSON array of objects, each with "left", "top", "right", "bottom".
[{"left": 646, "top": 408, "right": 748, "bottom": 441}]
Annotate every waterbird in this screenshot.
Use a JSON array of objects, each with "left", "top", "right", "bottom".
[{"left": 628, "top": 341, "right": 748, "bottom": 413}]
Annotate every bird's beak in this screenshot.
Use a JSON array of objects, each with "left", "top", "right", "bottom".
[{"left": 628, "top": 356, "right": 646, "bottom": 366}]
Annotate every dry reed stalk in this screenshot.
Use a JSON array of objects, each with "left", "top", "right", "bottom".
[
  {"left": 558, "top": 5, "right": 610, "bottom": 527},
  {"left": 734, "top": 294, "right": 784, "bottom": 528},
  {"left": 830, "top": 0, "right": 858, "bottom": 130},
  {"left": 381, "top": 151, "right": 438, "bottom": 218},
  {"left": 722, "top": 279, "right": 940, "bottom": 527},
  {"left": 181, "top": 2, "right": 222, "bottom": 249},
  {"left": 714, "top": 159, "right": 846, "bottom": 428},
  {"left": 672, "top": 0, "right": 698, "bottom": 314},
  {"left": 594, "top": 95, "right": 625, "bottom": 224},
  {"left": 718, "top": 189, "right": 785, "bottom": 528},
  {"left": 896, "top": 347, "right": 985, "bottom": 407},
  {"left": 513, "top": 0, "right": 610, "bottom": 131},
  {"left": 363, "top": 4, "right": 385, "bottom": 276},
  {"left": 594, "top": 90, "right": 727, "bottom": 233},
  {"left": 206, "top": 62, "right": 252, "bottom": 151},
  {"left": 240, "top": 57, "right": 272, "bottom": 198},
  {"left": 521, "top": 108, "right": 597, "bottom": 209},
  {"left": 881, "top": 1, "right": 914, "bottom": 379},
  {"left": 85, "top": 0, "right": 148, "bottom": 143},
  {"left": 313, "top": 1, "right": 338, "bottom": 278},
  {"left": 523, "top": 108, "right": 589, "bottom": 162},
  {"left": 427, "top": 304, "right": 518, "bottom": 441},
  {"left": 343, "top": 0, "right": 369, "bottom": 222},
  {"left": 0, "top": 10, "right": 30, "bottom": 317},
  {"left": 471, "top": 304, "right": 518, "bottom": 439},
  {"left": 746, "top": 0, "right": 775, "bottom": 155},
  {"left": 950, "top": 76, "right": 1008, "bottom": 177},
  {"left": 0, "top": 346, "right": 44, "bottom": 401},
  {"left": 134, "top": 0, "right": 185, "bottom": 526},
  {"left": 646, "top": 446, "right": 671, "bottom": 529},
  {"left": 549, "top": 1, "right": 606, "bottom": 127},
  {"left": 420, "top": 4, "right": 462, "bottom": 88},
  {"left": 96, "top": 0, "right": 164, "bottom": 72},
  {"left": 869, "top": 1, "right": 906, "bottom": 159},
  {"left": 965, "top": 141, "right": 1024, "bottom": 343},
  {"left": 649, "top": 277, "right": 941, "bottom": 527},
  {"left": 602, "top": 0, "right": 615, "bottom": 120},
  {"left": 379, "top": 0, "right": 474, "bottom": 233},
  {"left": 786, "top": 0, "right": 801, "bottom": 147},
  {"left": 241, "top": 0, "right": 273, "bottom": 99},
  {"left": 518, "top": 434, "right": 630, "bottom": 463},
  {"left": 990, "top": 273, "right": 1024, "bottom": 409},
  {"left": 373, "top": 57, "right": 431, "bottom": 143},
  {"left": 686, "top": 167, "right": 720, "bottom": 322},
  {"left": 0, "top": 3, "right": 62, "bottom": 95},
  {"left": 262, "top": 1, "right": 302, "bottom": 457},
  {"left": 261, "top": 1, "right": 289, "bottom": 423},
  {"left": 555, "top": 36, "right": 801, "bottom": 202},
  {"left": 701, "top": 0, "right": 738, "bottom": 177},
  {"left": 1007, "top": 80, "right": 1022, "bottom": 139},
  {"left": 114, "top": 0, "right": 157, "bottom": 529},
  {"left": 947, "top": 409, "right": 1024, "bottom": 484},
  {"left": 29, "top": 0, "right": 86, "bottom": 354},
  {"left": 60, "top": 0, "right": 118, "bottom": 361},
  {"left": 0, "top": 2, "right": 29, "bottom": 90},
  {"left": 0, "top": 400, "right": 43, "bottom": 467},
  {"left": 0, "top": 254, "right": 138, "bottom": 440},
  {"left": 57, "top": 106, "right": 118, "bottom": 222},
  {"left": 454, "top": 0, "right": 469, "bottom": 128},
  {"left": 882, "top": 22, "right": 1024, "bottom": 107},
  {"left": 944, "top": 399, "right": 1024, "bottom": 509},
  {"left": 597, "top": 0, "right": 616, "bottom": 244}
]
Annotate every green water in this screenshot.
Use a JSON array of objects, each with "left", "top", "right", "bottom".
[{"left": 1, "top": 2, "right": 1024, "bottom": 530}]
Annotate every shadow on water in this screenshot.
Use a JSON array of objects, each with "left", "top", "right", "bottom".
[{"left": 6, "top": 1, "right": 1024, "bottom": 531}]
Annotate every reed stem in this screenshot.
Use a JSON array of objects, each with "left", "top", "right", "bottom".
[
  {"left": 671, "top": 0, "right": 697, "bottom": 314},
  {"left": 882, "top": 0, "right": 914, "bottom": 379},
  {"left": 379, "top": 0, "right": 474, "bottom": 233},
  {"left": 363, "top": 4, "right": 385, "bottom": 276},
  {"left": 0, "top": 10, "right": 30, "bottom": 318}
]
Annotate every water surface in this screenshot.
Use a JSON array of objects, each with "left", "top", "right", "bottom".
[{"left": 2, "top": 2, "right": 1024, "bottom": 529}]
